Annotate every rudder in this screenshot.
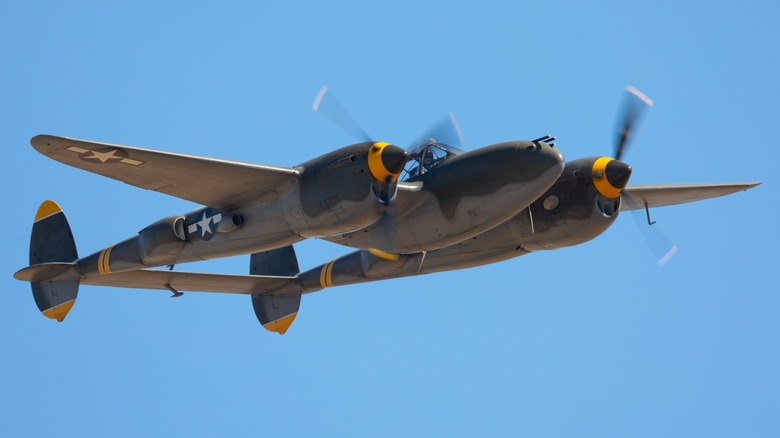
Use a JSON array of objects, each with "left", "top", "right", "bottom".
[
  {"left": 249, "top": 246, "right": 301, "bottom": 335},
  {"left": 28, "top": 200, "right": 80, "bottom": 322}
]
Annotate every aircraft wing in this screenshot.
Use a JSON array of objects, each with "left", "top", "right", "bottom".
[
  {"left": 31, "top": 135, "right": 300, "bottom": 209},
  {"left": 81, "top": 269, "right": 304, "bottom": 295},
  {"left": 621, "top": 182, "right": 760, "bottom": 211}
]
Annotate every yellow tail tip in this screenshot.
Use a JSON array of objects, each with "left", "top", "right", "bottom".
[
  {"left": 41, "top": 300, "right": 75, "bottom": 322},
  {"left": 34, "top": 200, "right": 63, "bottom": 222},
  {"left": 262, "top": 312, "right": 298, "bottom": 335}
]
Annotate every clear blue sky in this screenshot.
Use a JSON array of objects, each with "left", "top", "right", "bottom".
[{"left": 2, "top": 1, "right": 777, "bottom": 436}]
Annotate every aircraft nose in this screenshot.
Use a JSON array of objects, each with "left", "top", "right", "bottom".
[
  {"left": 605, "top": 159, "right": 632, "bottom": 190},
  {"left": 540, "top": 142, "right": 564, "bottom": 166},
  {"left": 521, "top": 141, "right": 565, "bottom": 176}
]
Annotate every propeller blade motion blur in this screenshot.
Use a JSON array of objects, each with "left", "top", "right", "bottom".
[
  {"left": 312, "top": 85, "right": 372, "bottom": 142},
  {"left": 411, "top": 112, "right": 466, "bottom": 149},
  {"left": 615, "top": 85, "right": 653, "bottom": 161},
  {"left": 631, "top": 208, "right": 678, "bottom": 266}
]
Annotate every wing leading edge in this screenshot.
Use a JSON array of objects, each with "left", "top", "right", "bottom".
[
  {"left": 31, "top": 135, "right": 300, "bottom": 209},
  {"left": 621, "top": 182, "right": 760, "bottom": 211}
]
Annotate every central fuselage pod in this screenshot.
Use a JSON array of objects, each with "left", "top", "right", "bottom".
[
  {"left": 297, "top": 157, "right": 626, "bottom": 293},
  {"left": 330, "top": 140, "right": 565, "bottom": 253}
]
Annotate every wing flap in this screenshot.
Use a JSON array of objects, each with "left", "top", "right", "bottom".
[
  {"left": 32, "top": 135, "right": 300, "bottom": 209},
  {"left": 81, "top": 270, "right": 303, "bottom": 295},
  {"left": 621, "top": 182, "right": 760, "bottom": 211}
]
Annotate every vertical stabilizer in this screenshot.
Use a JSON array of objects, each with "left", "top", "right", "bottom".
[
  {"left": 249, "top": 246, "right": 301, "bottom": 334},
  {"left": 28, "top": 200, "right": 80, "bottom": 322}
]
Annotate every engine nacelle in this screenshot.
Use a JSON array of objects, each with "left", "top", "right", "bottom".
[
  {"left": 137, "top": 216, "right": 187, "bottom": 265},
  {"left": 293, "top": 142, "right": 406, "bottom": 236}
]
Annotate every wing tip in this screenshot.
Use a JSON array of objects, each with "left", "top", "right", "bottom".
[{"left": 30, "top": 134, "right": 72, "bottom": 153}]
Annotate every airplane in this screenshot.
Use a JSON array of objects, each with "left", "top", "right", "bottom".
[{"left": 14, "top": 86, "right": 759, "bottom": 334}]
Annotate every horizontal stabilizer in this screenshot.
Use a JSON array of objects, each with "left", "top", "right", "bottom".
[
  {"left": 81, "top": 269, "right": 302, "bottom": 295},
  {"left": 621, "top": 182, "right": 760, "bottom": 211},
  {"left": 14, "top": 262, "right": 78, "bottom": 282}
]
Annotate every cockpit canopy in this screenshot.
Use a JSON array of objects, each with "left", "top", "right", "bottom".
[{"left": 401, "top": 139, "right": 462, "bottom": 181}]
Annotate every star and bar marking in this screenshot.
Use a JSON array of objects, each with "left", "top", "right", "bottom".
[
  {"left": 187, "top": 210, "right": 223, "bottom": 241},
  {"left": 67, "top": 146, "right": 144, "bottom": 166}
]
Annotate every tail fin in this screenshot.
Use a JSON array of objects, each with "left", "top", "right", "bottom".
[
  {"left": 18, "top": 201, "right": 80, "bottom": 322},
  {"left": 250, "top": 245, "right": 301, "bottom": 335}
]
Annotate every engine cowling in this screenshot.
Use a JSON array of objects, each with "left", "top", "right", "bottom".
[{"left": 137, "top": 216, "right": 187, "bottom": 265}]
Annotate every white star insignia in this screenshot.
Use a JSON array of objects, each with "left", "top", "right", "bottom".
[
  {"left": 197, "top": 212, "right": 214, "bottom": 238},
  {"left": 194, "top": 211, "right": 223, "bottom": 238},
  {"left": 83, "top": 149, "right": 123, "bottom": 163}
]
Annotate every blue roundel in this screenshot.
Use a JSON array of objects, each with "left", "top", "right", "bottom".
[{"left": 186, "top": 208, "right": 223, "bottom": 241}]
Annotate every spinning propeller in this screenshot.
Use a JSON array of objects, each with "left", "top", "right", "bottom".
[
  {"left": 312, "top": 86, "right": 465, "bottom": 256},
  {"left": 591, "top": 86, "right": 655, "bottom": 200},
  {"left": 606, "top": 86, "right": 678, "bottom": 265},
  {"left": 312, "top": 86, "right": 409, "bottom": 255},
  {"left": 615, "top": 86, "right": 654, "bottom": 161},
  {"left": 313, "top": 85, "right": 407, "bottom": 204},
  {"left": 312, "top": 85, "right": 373, "bottom": 143},
  {"left": 410, "top": 112, "right": 466, "bottom": 150}
]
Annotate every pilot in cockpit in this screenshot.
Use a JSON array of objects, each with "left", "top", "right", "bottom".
[{"left": 408, "top": 150, "right": 434, "bottom": 178}]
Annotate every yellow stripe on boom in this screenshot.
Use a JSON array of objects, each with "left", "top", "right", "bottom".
[
  {"left": 98, "top": 245, "right": 114, "bottom": 275},
  {"left": 325, "top": 260, "right": 335, "bottom": 287},
  {"left": 320, "top": 260, "right": 337, "bottom": 288},
  {"left": 368, "top": 248, "right": 400, "bottom": 261}
]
